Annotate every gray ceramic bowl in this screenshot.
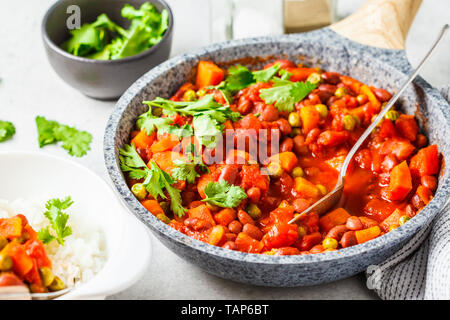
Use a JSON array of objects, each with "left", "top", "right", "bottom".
[
  {"left": 104, "top": 28, "right": 450, "bottom": 287},
  {"left": 42, "top": 0, "right": 173, "bottom": 100}
]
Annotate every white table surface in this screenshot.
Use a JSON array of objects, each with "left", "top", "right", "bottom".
[{"left": 0, "top": 0, "right": 448, "bottom": 300}]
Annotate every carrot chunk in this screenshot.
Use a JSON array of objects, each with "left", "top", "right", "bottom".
[
  {"left": 387, "top": 161, "right": 412, "bottom": 201},
  {"left": 294, "top": 177, "right": 320, "bottom": 199},
  {"left": 0, "top": 217, "right": 23, "bottom": 240},
  {"left": 141, "top": 200, "right": 165, "bottom": 215},
  {"left": 188, "top": 204, "right": 215, "bottom": 226},
  {"left": 150, "top": 134, "right": 180, "bottom": 153},
  {"left": 300, "top": 105, "right": 320, "bottom": 134},
  {"left": 380, "top": 208, "right": 404, "bottom": 232},
  {"left": 214, "top": 208, "right": 236, "bottom": 226},
  {"left": 355, "top": 226, "right": 381, "bottom": 244},
  {"left": 131, "top": 130, "right": 155, "bottom": 150},
  {"left": 395, "top": 114, "right": 419, "bottom": 142},
  {"left": 151, "top": 151, "right": 186, "bottom": 174},
  {"left": 208, "top": 225, "right": 226, "bottom": 246},
  {"left": 196, "top": 61, "right": 224, "bottom": 89},
  {"left": 285, "top": 67, "right": 316, "bottom": 82},
  {"left": 235, "top": 232, "right": 264, "bottom": 253},
  {"left": 271, "top": 152, "right": 298, "bottom": 172},
  {"left": 319, "top": 208, "right": 351, "bottom": 233}
]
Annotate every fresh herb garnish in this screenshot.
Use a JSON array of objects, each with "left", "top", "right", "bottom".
[
  {"left": 171, "top": 159, "right": 200, "bottom": 184},
  {"left": 0, "top": 120, "right": 15, "bottom": 142},
  {"left": 119, "top": 144, "right": 186, "bottom": 217},
  {"left": 35, "top": 116, "right": 92, "bottom": 157},
  {"left": 214, "top": 63, "right": 281, "bottom": 95},
  {"left": 38, "top": 197, "right": 73, "bottom": 245},
  {"left": 202, "top": 180, "right": 247, "bottom": 208},
  {"left": 136, "top": 111, "right": 193, "bottom": 138},
  {"left": 62, "top": 3, "right": 169, "bottom": 60},
  {"left": 259, "top": 78, "right": 317, "bottom": 112},
  {"left": 143, "top": 95, "right": 241, "bottom": 148}
]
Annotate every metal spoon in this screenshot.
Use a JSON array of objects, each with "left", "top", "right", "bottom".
[
  {"left": 289, "top": 24, "right": 449, "bottom": 225},
  {"left": 0, "top": 285, "right": 72, "bottom": 300}
]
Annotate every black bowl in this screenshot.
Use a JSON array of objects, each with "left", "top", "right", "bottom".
[{"left": 42, "top": 0, "right": 173, "bottom": 100}]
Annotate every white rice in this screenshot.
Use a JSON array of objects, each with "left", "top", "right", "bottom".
[{"left": 0, "top": 197, "right": 106, "bottom": 287}]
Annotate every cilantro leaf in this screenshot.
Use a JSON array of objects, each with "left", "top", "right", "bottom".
[
  {"left": 35, "top": 116, "right": 92, "bottom": 157},
  {"left": 252, "top": 63, "right": 281, "bottom": 83},
  {"left": 38, "top": 197, "right": 73, "bottom": 245},
  {"left": 143, "top": 95, "right": 241, "bottom": 148},
  {"left": 0, "top": 120, "right": 16, "bottom": 142},
  {"left": 136, "top": 111, "right": 173, "bottom": 135},
  {"left": 119, "top": 144, "right": 187, "bottom": 217},
  {"left": 259, "top": 79, "right": 317, "bottom": 112},
  {"left": 168, "top": 124, "right": 193, "bottom": 137},
  {"left": 202, "top": 180, "right": 247, "bottom": 208},
  {"left": 215, "top": 63, "right": 281, "bottom": 95},
  {"left": 171, "top": 159, "right": 200, "bottom": 184}
]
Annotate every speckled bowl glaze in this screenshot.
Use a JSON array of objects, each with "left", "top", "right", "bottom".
[{"left": 104, "top": 28, "right": 450, "bottom": 287}]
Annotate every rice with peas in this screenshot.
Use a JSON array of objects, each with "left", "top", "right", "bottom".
[{"left": 0, "top": 197, "right": 106, "bottom": 287}]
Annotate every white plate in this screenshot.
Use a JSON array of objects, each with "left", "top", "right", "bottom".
[{"left": 0, "top": 151, "right": 151, "bottom": 299}]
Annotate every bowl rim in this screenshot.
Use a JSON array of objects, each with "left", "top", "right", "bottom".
[
  {"left": 41, "top": 0, "right": 174, "bottom": 64},
  {"left": 104, "top": 30, "right": 450, "bottom": 267},
  {"left": 0, "top": 150, "right": 152, "bottom": 298}
]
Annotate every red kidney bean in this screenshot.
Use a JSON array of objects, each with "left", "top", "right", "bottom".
[
  {"left": 293, "top": 135, "right": 309, "bottom": 155},
  {"left": 275, "top": 118, "right": 292, "bottom": 136},
  {"left": 184, "top": 218, "right": 212, "bottom": 231},
  {"left": 310, "top": 245, "right": 325, "bottom": 254},
  {"left": 421, "top": 175, "right": 437, "bottom": 191},
  {"left": 238, "top": 210, "right": 255, "bottom": 225},
  {"left": 340, "top": 231, "right": 357, "bottom": 248},
  {"left": 359, "top": 217, "right": 379, "bottom": 229},
  {"left": 218, "top": 164, "right": 239, "bottom": 185},
  {"left": 405, "top": 204, "right": 416, "bottom": 218},
  {"left": 321, "top": 72, "right": 341, "bottom": 85},
  {"left": 372, "top": 88, "right": 392, "bottom": 102},
  {"left": 305, "top": 128, "right": 321, "bottom": 145},
  {"left": 260, "top": 104, "right": 279, "bottom": 121},
  {"left": 318, "top": 83, "right": 337, "bottom": 94},
  {"left": 415, "top": 134, "right": 427, "bottom": 148},
  {"left": 346, "top": 216, "right": 363, "bottom": 231},
  {"left": 326, "top": 96, "right": 339, "bottom": 107},
  {"left": 237, "top": 97, "right": 252, "bottom": 114},
  {"left": 225, "top": 233, "right": 237, "bottom": 242},
  {"left": 412, "top": 194, "right": 425, "bottom": 210},
  {"left": 280, "top": 137, "right": 294, "bottom": 152},
  {"left": 247, "top": 187, "right": 261, "bottom": 203},
  {"left": 326, "top": 225, "right": 348, "bottom": 240},
  {"left": 222, "top": 241, "right": 237, "bottom": 250},
  {"left": 242, "top": 223, "right": 263, "bottom": 240},
  {"left": 228, "top": 220, "right": 243, "bottom": 234}
]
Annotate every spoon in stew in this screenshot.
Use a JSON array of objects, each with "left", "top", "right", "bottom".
[{"left": 288, "top": 24, "right": 449, "bottom": 225}]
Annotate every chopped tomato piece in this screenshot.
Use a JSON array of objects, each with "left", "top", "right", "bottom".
[
  {"left": 395, "top": 115, "right": 418, "bottom": 142},
  {"left": 235, "top": 232, "right": 264, "bottom": 253},
  {"left": 285, "top": 67, "right": 316, "bottom": 82},
  {"left": 380, "top": 208, "right": 404, "bottom": 232},
  {"left": 319, "top": 208, "right": 351, "bottom": 233},
  {"left": 262, "top": 223, "right": 298, "bottom": 249},
  {"left": 410, "top": 145, "right": 439, "bottom": 177}
]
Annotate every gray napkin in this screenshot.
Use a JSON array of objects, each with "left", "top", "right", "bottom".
[{"left": 365, "top": 86, "right": 450, "bottom": 300}]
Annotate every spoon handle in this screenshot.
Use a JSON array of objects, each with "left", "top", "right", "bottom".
[{"left": 338, "top": 24, "right": 449, "bottom": 183}]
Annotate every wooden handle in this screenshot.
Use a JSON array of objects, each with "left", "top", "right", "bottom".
[{"left": 330, "top": 0, "right": 422, "bottom": 49}]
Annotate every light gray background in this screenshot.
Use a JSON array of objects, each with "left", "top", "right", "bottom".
[{"left": 0, "top": 0, "right": 448, "bottom": 299}]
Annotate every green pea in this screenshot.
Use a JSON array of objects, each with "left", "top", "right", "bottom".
[
  {"left": 334, "top": 87, "right": 348, "bottom": 98},
  {"left": 292, "top": 167, "right": 304, "bottom": 178},
  {"left": 315, "top": 104, "right": 328, "bottom": 118},
  {"left": 316, "top": 184, "right": 327, "bottom": 196},
  {"left": 297, "top": 225, "right": 307, "bottom": 237},
  {"left": 152, "top": 107, "right": 162, "bottom": 116},
  {"left": 385, "top": 110, "right": 399, "bottom": 121},
  {"left": 267, "top": 162, "right": 283, "bottom": 178},
  {"left": 290, "top": 127, "right": 302, "bottom": 138},
  {"left": 343, "top": 115, "right": 356, "bottom": 131},
  {"left": 399, "top": 215, "right": 411, "bottom": 225},
  {"left": 246, "top": 204, "right": 262, "bottom": 220},
  {"left": 131, "top": 183, "right": 148, "bottom": 200},
  {"left": 156, "top": 213, "right": 171, "bottom": 224},
  {"left": 306, "top": 72, "right": 322, "bottom": 86},
  {"left": 288, "top": 112, "right": 301, "bottom": 127},
  {"left": 0, "top": 236, "right": 8, "bottom": 251},
  {"left": 39, "top": 267, "right": 55, "bottom": 287},
  {"left": 322, "top": 237, "right": 338, "bottom": 250},
  {"left": 48, "top": 276, "right": 65, "bottom": 292},
  {"left": 0, "top": 253, "right": 12, "bottom": 271},
  {"left": 183, "top": 89, "right": 197, "bottom": 102}
]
